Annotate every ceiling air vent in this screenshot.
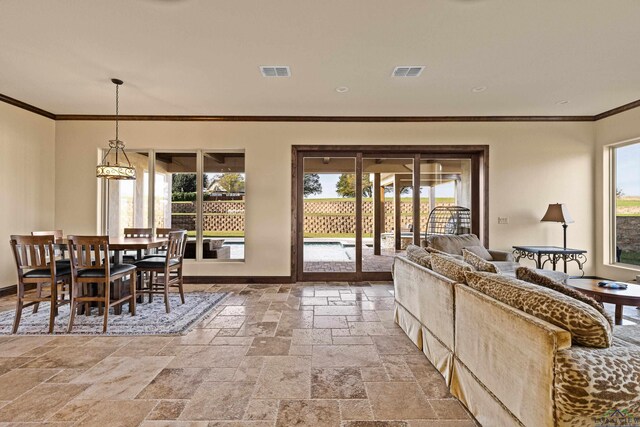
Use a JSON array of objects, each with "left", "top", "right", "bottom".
[
  {"left": 260, "top": 66, "right": 291, "bottom": 77},
  {"left": 392, "top": 66, "right": 425, "bottom": 77}
]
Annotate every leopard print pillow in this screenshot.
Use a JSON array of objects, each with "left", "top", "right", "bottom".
[
  {"left": 406, "top": 245, "right": 432, "bottom": 269},
  {"left": 516, "top": 267, "right": 614, "bottom": 328},
  {"left": 555, "top": 346, "right": 640, "bottom": 424},
  {"left": 462, "top": 248, "right": 498, "bottom": 273},
  {"left": 464, "top": 271, "right": 613, "bottom": 348},
  {"left": 431, "top": 254, "right": 475, "bottom": 283}
]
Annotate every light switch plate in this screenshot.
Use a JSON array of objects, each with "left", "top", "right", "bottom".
[{"left": 498, "top": 217, "right": 509, "bottom": 225}]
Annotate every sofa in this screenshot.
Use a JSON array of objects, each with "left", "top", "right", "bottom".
[
  {"left": 393, "top": 253, "right": 640, "bottom": 427},
  {"left": 422, "top": 233, "right": 568, "bottom": 282}
]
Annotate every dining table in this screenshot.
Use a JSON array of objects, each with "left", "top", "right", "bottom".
[{"left": 56, "top": 236, "right": 169, "bottom": 264}]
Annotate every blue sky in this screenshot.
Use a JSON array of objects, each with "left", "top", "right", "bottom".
[
  {"left": 306, "top": 174, "right": 455, "bottom": 199},
  {"left": 617, "top": 144, "right": 640, "bottom": 197}
]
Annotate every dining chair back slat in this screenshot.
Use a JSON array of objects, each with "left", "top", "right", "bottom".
[
  {"left": 124, "top": 228, "right": 152, "bottom": 238},
  {"left": 10, "top": 235, "right": 55, "bottom": 273},
  {"left": 32, "top": 230, "right": 67, "bottom": 259},
  {"left": 67, "top": 236, "right": 109, "bottom": 273},
  {"left": 156, "top": 228, "right": 175, "bottom": 238},
  {"left": 31, "top": 230, "right": 64, "bottom": 239},
  {"left": 167, "top": 230, "right": 187, "bottom": 261}
]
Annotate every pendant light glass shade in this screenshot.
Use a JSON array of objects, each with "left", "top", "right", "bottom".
[{"left": 96, "top": 79, "right": 136, "bottom": 180}]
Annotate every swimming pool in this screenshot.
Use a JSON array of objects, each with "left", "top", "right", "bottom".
[{"left": 222, "top": 240, "right": 360, "bottom": 261}]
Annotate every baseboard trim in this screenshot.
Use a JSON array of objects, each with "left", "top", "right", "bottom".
[
  {"left": 183, "top": 276, "right": 294, "bottom": 284},
  {"left": 0, "top": 283, "right": 37, "bottom": 298}
]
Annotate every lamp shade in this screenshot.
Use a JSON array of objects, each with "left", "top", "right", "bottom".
[{"left": 540, "top": 203, "right": 574, "bottom": 224}]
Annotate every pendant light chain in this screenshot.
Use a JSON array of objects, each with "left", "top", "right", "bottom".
[{"left": 115, "top": 83, "right": 119, "bottom": 164}]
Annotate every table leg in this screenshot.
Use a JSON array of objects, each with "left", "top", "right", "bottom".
[
  {"left": 113, "top": 249, "right": 123, "bottom": 265},
  {"left": 537, "top": 253, "right": 542, "bottom": 269},
  {"left": 615, "top": 304, "right": 624, "bottom": 325}
]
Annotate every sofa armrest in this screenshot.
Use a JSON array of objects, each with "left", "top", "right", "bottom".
[
  {"left": 488, "top": 250, "right": 514, "bottom": 262},
  {"left": 453, "top": 284, "right": 571, "bottom": 427}
]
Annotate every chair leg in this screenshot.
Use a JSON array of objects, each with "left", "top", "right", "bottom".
[
  {"left": 164, "top": 274, "right": 171, "bottom": 314},
  {"left": 33, "top": 283, "right": 42, "bottom": 314},
  {"left": 178, "top": 269, "right": 185, "bottom": 304},
  {"left": 67, "top": 283, "right": 77, "bottom": 333},
  {"left": 103, "top": 282, "right": 110, "bottom": 333},
  {"left": 130, "top": 273, "right": 136, "bottom": 316},
  {"left": 149, "top": 272, "right": 154, "bottom": 303},
  {"left": 48, "top": 279, "right": 57, "bottom": 334},
  {"left": 12, "top": 284, "right": 24, "bottom": 334}
]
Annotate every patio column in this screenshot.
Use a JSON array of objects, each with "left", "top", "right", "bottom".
[
  {"left": 430, "top": 186, "right": 436, "bottom": 213},
  {"left": 373, "top": 173, "right": 382, "bottom": 255},
  {"left": 394, "top": 174, "right": 402, "bottom": 250}
]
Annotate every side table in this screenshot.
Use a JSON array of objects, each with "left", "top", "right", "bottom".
[{"left": 512, "top": 245, "right": 587, "bottom": 276}]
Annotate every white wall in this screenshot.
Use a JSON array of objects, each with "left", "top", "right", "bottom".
[
  {"left": 595, "top": 108, "right": 640, "bottom": 280},
  {"left": 55, "top": 120, "right": 596, "bottom": 278},
  {"left": 0, "top": 103, "right": 55, "bottom": 288}
]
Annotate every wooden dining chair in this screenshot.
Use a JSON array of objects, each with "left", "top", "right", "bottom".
[
  {"left": 32, "top": 230, "right": 67, "bottom": 261},
  {"left": 142, "top": 228, "right": 177, "bottom": 259},
  {"left": 122, "top": 228, "right": 153, "bottom": 263},
  {"left": 10, "top": 235, "right": 72, "bottom": 333},
  {"left": 67, "top": 235, "right": 137, "bottom": 333},
  {"left": 134, "top": 230, "right": 187, "bottom": 313}
]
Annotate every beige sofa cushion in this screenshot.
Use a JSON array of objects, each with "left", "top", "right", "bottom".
[
  {"left": 406, "top": 244, "right": 431, "bottom": 269},
  {"left": 555, "top": 346, "right": 640, "bottom": 425},
  {"left": 516, "top": 267, "right": 613, "bottom": 328},
  {"left": 464, "top": 271, "right": 613, "bottom": 348},
  {"left": 426, "top": 234, "right": 482, "bottom": 256},
  {"left": 462, "top": 245, "right": 492, "bottom": 260},
  {"left": 431, "top": 254, "right": 474, "bottom": 283},
  {"left": 462, "top": 249, "right": 498, "bottom": 273}
]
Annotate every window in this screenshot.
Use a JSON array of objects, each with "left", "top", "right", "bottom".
[
  {"left": 203, "top": 152, "right": 245, "bottom": 260},
  {"left": 102, "top": 149, "right": 245, "bottom": 262},
  {"left": 613, "top": 142, "right": 640, "bottom": 266},
  {"left": 106, "top": 151, "right": 150, "bottom": 234}
]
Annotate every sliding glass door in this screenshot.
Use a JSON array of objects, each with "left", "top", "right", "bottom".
[{"left": 294, "top": 146, "right": 487, "bottom": 281}]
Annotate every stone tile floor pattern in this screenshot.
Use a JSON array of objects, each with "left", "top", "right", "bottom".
[{"left": 0, "top": 283, "right": 479, "bottom": 427}]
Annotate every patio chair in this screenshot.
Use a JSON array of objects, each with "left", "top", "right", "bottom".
[
  {"left": 134, "top": 230, "right": 187, "bottom": 313},
  {"left": 10, "top": 235, "right": 72, "bottom": 333},
  {"left": 67, "top": 235, "right": 137, "bottom": 333}
]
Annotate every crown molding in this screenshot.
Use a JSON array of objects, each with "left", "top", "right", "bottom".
[
  {"left": 53, "top": 114, "right": 594, "bottom": 122},
  {"left": 1, "top": 92, "right": 639, "bottom": 123},
  {"left": 594, "top": 98, "right": 640, "bottom": 121},
  {"left": 0, "top": 93, "right": 56, "bottom": 120}
]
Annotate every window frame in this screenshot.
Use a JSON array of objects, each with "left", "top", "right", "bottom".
[
  {"left": 99, "top": 148, "right": 246, "bottom": 263},
  {"left": 609, "top": 139, "right": 640, "bottom": 268}
]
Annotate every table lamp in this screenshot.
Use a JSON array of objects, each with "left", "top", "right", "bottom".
[{"left": 541, "top": 203, "right": 574, "bottom": 249}]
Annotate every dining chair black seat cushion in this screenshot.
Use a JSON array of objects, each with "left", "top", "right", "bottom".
[
  {"left": 23, "top": 266, "right": 72, "bottom": 278},
  {"left": 76, "top": 263, "right": 136, "bottom": 278},
  {"left": 142, "top": 251, "right": 167, "bottom": 260},
  {"left": 55, "top": 259, "right": 71, "bottom": 267},
  {"left": 134, "top": 257, "right": 180, "bottom": 269}
]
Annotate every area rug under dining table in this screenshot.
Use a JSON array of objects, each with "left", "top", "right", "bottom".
[{"left": 0, "top": 292, "right": 229, "bottom": 335}]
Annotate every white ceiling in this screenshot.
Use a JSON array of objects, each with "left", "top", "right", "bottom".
[{"left": 1, "top": 0, "right": 639, "bottom": 116}]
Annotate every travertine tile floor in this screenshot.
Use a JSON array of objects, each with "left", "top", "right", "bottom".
[{"left": 0, "top": 283, "right": 478, "bottom": 427}]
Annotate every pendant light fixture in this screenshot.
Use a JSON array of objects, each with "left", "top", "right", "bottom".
[{"left": 96, "top": 78, "right": 136, "bottom": 180}]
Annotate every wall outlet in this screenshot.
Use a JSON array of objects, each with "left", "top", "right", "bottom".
[{"left": 497, "top": 217, "right": 509, "bottom": 225}]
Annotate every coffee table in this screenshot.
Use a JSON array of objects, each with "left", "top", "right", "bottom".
[{"left": 566, "top": 279, "right": 640, "bottom": 325}]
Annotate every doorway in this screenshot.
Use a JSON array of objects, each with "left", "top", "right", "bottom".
[{"left": 292, "top": 145, "right": 489, "bottom": 282}]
